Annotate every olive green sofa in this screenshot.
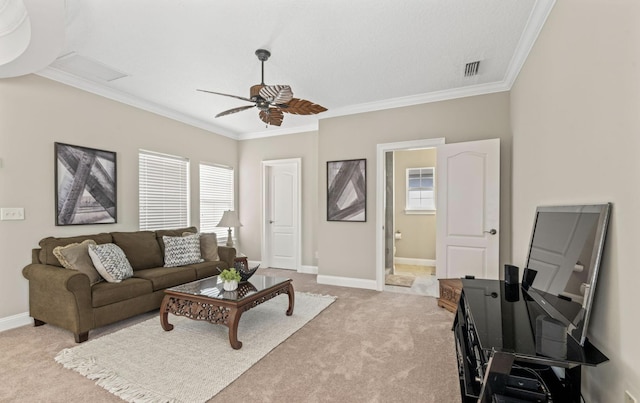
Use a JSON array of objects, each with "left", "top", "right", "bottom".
[{"left": 22, "top": 227, "right": 235, "bottom": 343}]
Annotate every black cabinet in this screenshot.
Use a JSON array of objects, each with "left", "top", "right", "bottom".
[{"left": 454, "top": 279, "right": 608, "bottom": 402}]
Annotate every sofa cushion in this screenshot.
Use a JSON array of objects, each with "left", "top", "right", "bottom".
[
  {"left": 132, "top": 266, "right": 197, "bottom": 291},
  {"left": 185, "top": 232, "right": 219, "bottom": 262},
  {"left": 187, "top": 261, "right": 226, "bottom": 279},
  {"left": 91, "top": 278, "right": 153, "bottom": 308},
  {"left": 163, "top": 234, "right": 204, "bottom": 267},
  {"left": 156, "top": 226, "right": 197, "bottom": 255},
  {"left": 111, "top": 231, "right": 163, "bottom": 270},
  {"left": 53, "top": 239, "right": 103, "bottom": 285},
  {"left": 88, "top": 243, "right": 134, "bottom": 283},
  {"left": 39, "top": 233, "right": 113, "bottom": 266}
]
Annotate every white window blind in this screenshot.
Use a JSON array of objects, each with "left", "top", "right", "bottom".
[
  {"left": 406, "top": 167, "right": 435, "bottom": 212},
  {"left": 139, "top": 150, "right": 190, "bottom": 230},
  {"left": 199, "top": 163, "right": 234, "bottom": 240}
]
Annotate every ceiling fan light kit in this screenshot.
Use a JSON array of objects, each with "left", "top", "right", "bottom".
[{"left": 198, "top": 49, "right": 327, "bottom": 127}]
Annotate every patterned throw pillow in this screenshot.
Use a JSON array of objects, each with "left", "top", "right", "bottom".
[
  {"left": 88, "top": 243, "right": 134, "bottom": 283},
  {"left": 183, "top": 232, "right": 219, "bottom": 262},
  {"left": 163, "top": 233, "right": 204, "bottom": 267},
  {"left": 53, "top": 239, "right": 103, "bottom": 285}
]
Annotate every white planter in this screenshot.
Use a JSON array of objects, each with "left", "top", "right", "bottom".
[{"left": 223, "top": 280, "right": 238, "bottom": 291}]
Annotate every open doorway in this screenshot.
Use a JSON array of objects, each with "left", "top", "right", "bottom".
[
  {"left": 375, "top": 138, "right": 501, "bottom": 293},
  {"left": 385, "top": 147, "right": 438, "bottom": 296},
  {"left": 376, "top": 138, "right": 444, "bottom": 293},
  {"left": 384, "top": 148, "right": 439, "bottom": 296}
]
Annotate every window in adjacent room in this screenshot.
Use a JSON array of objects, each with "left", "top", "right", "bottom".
[
  {"left": 139, "top": 150, "right": 190, "bottom": 230},
  {"left": 406, "top": 167, "right": 435, "bottom": 213},
  {"left": 199, "top": 163, "right": 234, "bottom": 241}
]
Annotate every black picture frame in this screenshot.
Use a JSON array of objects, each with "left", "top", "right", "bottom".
[
  {"left": 55, "top": 142, "right": 117, "bottom": 226},
  {"left": 327, "top": 158, "right": 366, "bottom": 222}
]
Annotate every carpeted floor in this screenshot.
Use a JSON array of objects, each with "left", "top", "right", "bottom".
[{"left": 0, "top": 268, "right": 460, "bottom": 403}]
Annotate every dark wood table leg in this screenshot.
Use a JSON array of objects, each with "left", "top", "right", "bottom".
[
  {"left": 159, "top": 295, "right": 174, "bottom": 331},
  {"left": 286, "top": 282, "right": 295, "bottom": 316},
  {"left": 227, "top": 307, "right": 243, "bottom": 350}
]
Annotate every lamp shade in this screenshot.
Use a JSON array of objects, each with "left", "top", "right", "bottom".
[{"left": 216, "top": 210, "right": 242, "bottom": 228}]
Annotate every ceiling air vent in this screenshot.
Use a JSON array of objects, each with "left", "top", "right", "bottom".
[
  {"left": 50, "top": 52, "right": 128, "bottom": 82},
  {"left": 464, "top": 61, "right": 480, "bottom": 77}
]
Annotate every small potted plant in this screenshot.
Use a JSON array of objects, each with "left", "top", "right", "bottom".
[{"left": 219, "top": 268, "right": 241, "bottom": 291}]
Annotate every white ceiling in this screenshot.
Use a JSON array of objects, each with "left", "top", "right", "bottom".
[{"left": 32, "top": 0, "right": 555, "bottom": 140}]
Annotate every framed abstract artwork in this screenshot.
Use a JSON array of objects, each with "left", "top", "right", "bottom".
[
  {"left": 55, "top": 142, "right": 117, "bottom": 225},
  {"left": 327, "top": 158, "right": 366, "bottom": 222}
]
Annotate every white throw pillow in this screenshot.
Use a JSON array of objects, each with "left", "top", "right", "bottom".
[
  {"left": 88, "top": 243, "right": 134, "bottom": 283},
  {"left": 163, "top": 233, "right": 204, "bottom": 267}
]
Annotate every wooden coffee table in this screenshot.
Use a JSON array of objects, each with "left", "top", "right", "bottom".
[{"left": 160, "top": 275, "right": 294, "bottom": 349}]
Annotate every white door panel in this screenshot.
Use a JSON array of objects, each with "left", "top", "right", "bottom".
[
  {"left": 436, "top": 139, "right": 500, "bottom": 280},
  {"left": 262, "top": 159, "right": 300, "bottom": 270},
  {"left": 446, "top": 246, "right": 487, "bottom": 279}
]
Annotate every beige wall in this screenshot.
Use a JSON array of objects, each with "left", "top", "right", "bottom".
[
  {"left": 237, "top": 131, "right": 319, "bottom": 267},
  {"left": 0, "top": 74, "right": 237, "bottom": 319},
  {"left": 393, "top": 148, "right": 436, "bottom": 260},
  {"left": 511, "top": 0, "right": 640, "bottom": 400},
  {"left": 317, "top": 92, "right": 512, "bottom": 280}
]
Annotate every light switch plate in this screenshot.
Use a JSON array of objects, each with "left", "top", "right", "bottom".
[{"left": 1, "top": 208, "right": 25, "bottom": 220}]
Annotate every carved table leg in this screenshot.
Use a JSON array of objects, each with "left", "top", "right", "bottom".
[
  {"left": 286, "top": 283, "right": 295, "bottom": 316},
  {"left": 159, "top": 295, "right": 174, "bottom": 331},
  {"left": 227, "top": 307, "right": 243, "bottom": 350}
]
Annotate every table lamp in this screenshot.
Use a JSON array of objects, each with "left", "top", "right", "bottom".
[{"left": 216, "top": 210, "right": 242, "bottom": 247}]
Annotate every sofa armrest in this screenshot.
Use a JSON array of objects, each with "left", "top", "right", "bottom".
[
  {"left": 22, "top": 264, "right": 93, "bottom": 337},
  {"left": 217, "top": 246, "right": 237, "bottom": 268}
]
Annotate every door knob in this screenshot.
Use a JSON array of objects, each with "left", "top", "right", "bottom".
[
  {"left": 484, "top": 229, "right": 497, "bottom": 235},
  {"left": 269, "top": 220, "right": 274, "bottom": 224}
]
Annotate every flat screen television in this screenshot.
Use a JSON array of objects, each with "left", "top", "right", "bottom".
[{"left": 523, "top": 203, "right": 611, "bottom": 346}]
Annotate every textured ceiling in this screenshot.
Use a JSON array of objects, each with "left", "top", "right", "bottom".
[{"left": 36, "top": 0, "right": 555, "bottom": 139}]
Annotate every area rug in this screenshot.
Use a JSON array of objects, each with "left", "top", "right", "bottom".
[
  {"left": 385, "top": 274, "right": 415, "bottom": 287},
  {"left": 55, "top": 292, "right": 335, "bottom": 403}
]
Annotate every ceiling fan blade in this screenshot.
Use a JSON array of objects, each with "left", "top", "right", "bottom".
[
  {"left": 259, "top": 85, "right": 293, "bottom": 105},
  {"left": 197, "top": 89, "right": 253, "bottom": 103},
  {"left": 259, "top": 108, "right": 284, "bottom": 126},
  {"left": 281, "top": 98, "right": 327, "bottom": 115},
  {"left": 215, "top": 105, "right": 255, "bottom": 118}
]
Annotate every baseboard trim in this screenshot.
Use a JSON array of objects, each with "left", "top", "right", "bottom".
[
  {"left": 299, "top": 265, "right": 318, "bottom": 275},
  {"left": 248, "top": 260, "right": 261, "bottom": 268},
  {"left": 317, "top": 275, "right": 377, "bottom": 290},
  {"left": 0, "top": 312, "right": 32, "bottom": 332},
  {"left": 394, "top": 257, "right": 435, "bottom": 266}
]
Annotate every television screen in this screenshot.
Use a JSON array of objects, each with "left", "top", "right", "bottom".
[{"left": 524, "top": 203, "right": 611, "bottom": 346}]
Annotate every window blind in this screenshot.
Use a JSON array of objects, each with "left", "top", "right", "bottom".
[
  {"left": 139, "top": 150, "right": 190, "bottom": 230},
  {"left": 199, "top": 163, "right": 234, "bottom": 240},
  {"left": 406, "top": 167, "right": 435, "bottom": 211}
]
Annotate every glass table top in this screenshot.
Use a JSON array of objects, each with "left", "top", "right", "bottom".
[{"left": 166, "top": 275, "right": 290, "bottom": 302}]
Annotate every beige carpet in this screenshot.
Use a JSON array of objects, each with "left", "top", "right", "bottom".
[
  {"left": 385, "top": 274, "right": 416, "bottom": 287},
  {"left": 55, "top": 292, "right": 335, "bottom": 403},
  {"left": 0, "top": 268, "right": 460, "bottom": 402}
]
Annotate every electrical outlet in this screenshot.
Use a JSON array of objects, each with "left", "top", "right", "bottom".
[
  {"left": 1, "top": 207, "right": 25, "bottom": 221},
  {"left": 626, "top": 390, "right": 638, "bottom": 403}
]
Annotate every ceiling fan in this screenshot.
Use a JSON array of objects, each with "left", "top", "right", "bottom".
[{"left": 197, "top": 49, "right": 327, "bottom": 127}]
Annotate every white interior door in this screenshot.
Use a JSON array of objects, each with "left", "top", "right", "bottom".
[
  {"left": 262, "top": 159, "right": 300, "bottom": 270},
  {"left": 436, "top": 139, "right": 500, "bottom": 280}
]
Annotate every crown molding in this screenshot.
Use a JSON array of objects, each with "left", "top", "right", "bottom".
[
  {"left": 36, "top": 66, "right": 241, "bottom": 140},
  {"left": 503, "top": 0, "right": 556, "bottom": 87},
  {"left": 322, "top": 81, "right": 511, "bottom": 120},
  {"left": 237, "top": 123, "right": 318, "bottom": 140}
]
